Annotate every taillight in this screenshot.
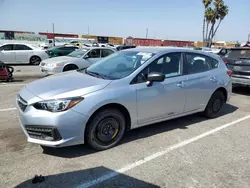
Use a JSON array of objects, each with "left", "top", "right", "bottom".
[
  {"left": 227, "top": 70, "right": 232, "bottom": 77},
  {"left": 222, "top": 57, "right": 227, "bottom": 64}
]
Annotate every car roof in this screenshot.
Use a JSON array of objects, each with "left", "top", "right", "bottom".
[
  {"left": 124, "top": 47, "right": 220, "bottom": 59},
  {"left": 81, "top": 46, "right": 116, "bottom": 50}
]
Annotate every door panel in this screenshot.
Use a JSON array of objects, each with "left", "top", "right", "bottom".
[
  {"left": 13, "top": 44, "right": 32, "bottom": 63},
  {"left": 134, "top": 76, "right": 187, "bottom": 124},
  {"left": 0, "top": 44, "right": 15, "bottom": 63},
  {"left": 14, "top": 51, "right": 31, "bottom": 63},
  {"left": 183, "top": 53, "right": 219, "bottom": 112},
  {"left": 184, "top": 71, "right": 217, "bottom": 112}
]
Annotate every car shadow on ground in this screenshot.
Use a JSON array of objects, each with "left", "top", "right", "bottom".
[
  {"left": 233, "top": 86, "right": 250, "bottom": 96},
  {"left": 15, "top": 166, "right": 160, "bottom": 188},
  {"left": 42, "top": 103, "right": 238, "bottom": 158}
]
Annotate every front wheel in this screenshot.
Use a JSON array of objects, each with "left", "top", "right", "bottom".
[
  {"left": 63, "top": 64, "right": 78, "bottom": 72},
  {"left": 85, "top": 108, "right": 126, "bottom": 151},
  {"left": 203, "top": 91, "right": 225, "bottom": 118}
]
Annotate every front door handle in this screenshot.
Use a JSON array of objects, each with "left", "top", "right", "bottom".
[{"left": 177, "top": 81, "right": 187, "bottom": 88}]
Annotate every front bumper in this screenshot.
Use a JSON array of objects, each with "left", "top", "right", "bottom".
[
  {"left": 17, "top": 91, "right": 89, "bottom": 148},
  {"left": 39, "top": 65, "right": 63, "bottom": 75},
  {"left": 232, "top": 76, "right": 250, "bottom": 86}
]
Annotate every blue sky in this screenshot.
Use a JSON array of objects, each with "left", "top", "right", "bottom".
[{"left": 0, "top": 0, "right": 249, "bottom": 42}]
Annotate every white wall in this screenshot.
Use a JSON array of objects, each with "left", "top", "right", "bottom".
[{"left": 0, "top": 40, "right": 44, "bottom": 46}]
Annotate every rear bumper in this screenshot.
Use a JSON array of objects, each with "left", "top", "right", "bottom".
[{"left": 232, "top": 76, "right": 250, "bottom": 86}]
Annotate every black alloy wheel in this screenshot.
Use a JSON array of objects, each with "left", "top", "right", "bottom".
[
  {"left": 86, "top": 108, "right": 126, "bottom": 151},
  {"left": 203, "top": 90, "right": 225, "bottom": 118}
]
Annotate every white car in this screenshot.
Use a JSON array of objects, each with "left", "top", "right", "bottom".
[
  {"left": 0, "top": 43, "right": 49, "bottom": 65},
  {"left": 39, "top": 47, "right": 117, "bottom": 74}
]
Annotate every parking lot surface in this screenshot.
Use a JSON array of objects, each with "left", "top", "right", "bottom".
[{"left": 1, "top": 67, "right": 250, "bottom": 188}]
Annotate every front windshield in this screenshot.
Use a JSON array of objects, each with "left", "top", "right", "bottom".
[
  {"left": 67, "top": 49, "right": 88, "bottom": 58},
  {"left": 85, "top": 51, "right": 155, "bottom": 79}
]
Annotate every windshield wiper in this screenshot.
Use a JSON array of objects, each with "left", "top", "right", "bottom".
[{"left": 85, "top": 70, "right": 108, "bottom": 79}]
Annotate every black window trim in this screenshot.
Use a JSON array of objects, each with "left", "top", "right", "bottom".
[
  {"left": 130, "top": 52, "right": 185, "bottom": 85},
  {"left": 183, "top": 52, "right": 219, "bottom": 76},
  {"left": 13, "top": 44, "right": 32, "bottom": 51},
  {"left": 0, "top": 44, "right": 14, "bottom": 51}
]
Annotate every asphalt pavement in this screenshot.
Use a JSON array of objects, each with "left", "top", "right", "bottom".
[{"left": 0, "top": 66, "right": 250, "bottom": 188}]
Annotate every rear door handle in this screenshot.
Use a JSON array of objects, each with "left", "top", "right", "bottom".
[
  {"left": 177, "top": 81, "right": 187, "bottom": 88},
  {"left": 209, "top": 76, "right": 217, "bottom": 82}
]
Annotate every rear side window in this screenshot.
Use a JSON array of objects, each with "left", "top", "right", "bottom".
[
  {"left": 88, "top": 49, "right": 101, "bottom": 58},
  {"left": 0, "top": 44, "right": 13, "bottom": 51},
  {"left": 185, "top": 53, "right": 218, "bottom": 74},
  {"left": 225, "top": 49, "right": 250, "bottom": 59},
  {"left": 101, "top": 49, "right": 114, "bottom": 57},
  {"left": 14, "top": 44, "right": 32, "bottom": 50}
]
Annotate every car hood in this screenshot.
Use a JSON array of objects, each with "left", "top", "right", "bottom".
[
  {"left": 25, "top": 71, "right": 112, "bottom": 100},
  {"left": 42, "top": 56, "right": 80, "bottom": 64}
]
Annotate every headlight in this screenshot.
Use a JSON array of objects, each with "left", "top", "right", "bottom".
[
  {"left": 46, "top": 63, "right": 62, "bottom": 67},
  {"left": 33, "top": 97, "right": 83, "bottom": 112}
]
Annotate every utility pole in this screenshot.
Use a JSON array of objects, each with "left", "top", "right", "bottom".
[
  {"left": 52, "top": 23, "right": 55, "bottom": 46},
  {"left": 146, "top": 28, "right": 148, "bottom": 39},
  {"left": 88, "top": 25, "right": 90, "bottom": 36},
  {"left": 248, "top": 33, "right": 250, "bottom": 42}
]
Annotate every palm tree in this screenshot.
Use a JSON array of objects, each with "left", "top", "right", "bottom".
[
  {"left": 202, "top": 0, "right": 229, "bottom": 47},
  {"left": 202, "top": 0, "right": 212, "bottom": 44}
]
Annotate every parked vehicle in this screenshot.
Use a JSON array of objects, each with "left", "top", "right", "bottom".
[
  {"left": 47, "top": 46, "right": 79, "bottom": 58},
  {"left": 0, "top": 43, "right": 49, "bottom": 65},
  {"left": 212, "top": 48, "right": 229, "bottom": 57},
  {"left": 223, "top": 47, "right": 250, "bottom": 86},
  {"left": 39, "top": 47, "right": 116, "bottom": 74},
  {"left": 17, "top": 48, "right": 232, "bottom": 150},
  {"left": 116, "top": 45, "right": 136, "bottom": 51}
]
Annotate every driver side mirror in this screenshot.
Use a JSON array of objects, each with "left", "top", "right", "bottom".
[
  {"left": 84, "top": 54, "right": 89, "bottom": 59},
  {"left": 146, "top": 72, "right": 165, "bottom": 87}
]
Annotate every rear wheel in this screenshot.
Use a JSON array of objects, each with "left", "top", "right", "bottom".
[
  {"left": 29, "top": 56, "right": 41, "bottom": 65},
  {"left": 85, "top": 108, "right": 126, "bottom": 151},
  {"left": 63, "top": 64, "right": 79, "bottom": 72},
  {"left": 203, "top": 91, "right": 225, "bottom": 118}
]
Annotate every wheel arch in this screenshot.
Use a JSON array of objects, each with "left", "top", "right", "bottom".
[
  {"left": 85, "top": 103, "right": 132, "bottom": 134},
  {"left": 213, "top": 87, "right": 228, "bottom": 102},
  {"left": 63, "top": 63, "right": 79, "bottom": 71}
]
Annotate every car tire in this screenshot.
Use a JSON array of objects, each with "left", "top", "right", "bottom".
[
  {"left": 203, "top": 90, "right": 225, "bottom": 118},
  {"left": 29, "top": 56, "right": 42, "bottom": 65},
  {"left": 63, "top": 64, "right": 79, "bottom": 72},
  {"left": 85, "top": 108, "right": 126, "bottom": 151}
]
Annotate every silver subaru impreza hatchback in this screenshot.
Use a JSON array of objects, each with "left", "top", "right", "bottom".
[{"left": 17, "top": 48, "right": 232, "bottom": 150}]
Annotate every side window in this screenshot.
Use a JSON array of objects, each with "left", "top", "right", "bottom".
[
  {"left": 88, "top": 49, "right": 101, "bottom": 58},
  {"left": 14, "top": 44, "right": 32, "bottom": 50},
  {"left": 185, "top": 53, "right": 212, "bottom": 74},
  {"left": 134, "top": 53, "right": 182, "bottom": 84},
  {"left": 101, "top": 49, "right": 114, "bottom": 57},
  {"left": 207, "top": 57, "right": 219, "bottom": 69},
  {"left": 0, "top": 44, "right": 13, "bottom": 51}
]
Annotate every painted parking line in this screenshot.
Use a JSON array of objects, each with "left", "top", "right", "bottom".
[
  {"left": 0, "top": 83, "right": 26, "bottom": 87},
  {"left": 0, "top": 107, "right": 17, "bottom": 112},
  {"left": 78, "top": 115, "right": 250, "bottom": 188}
]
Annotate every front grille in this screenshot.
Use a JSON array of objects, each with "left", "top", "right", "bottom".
[
  {"left": 17, "top": 95, "right": 27, "bottom": 112},
  {"left": 25, "top": 125, "right": 62, "bottom": 141}
]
